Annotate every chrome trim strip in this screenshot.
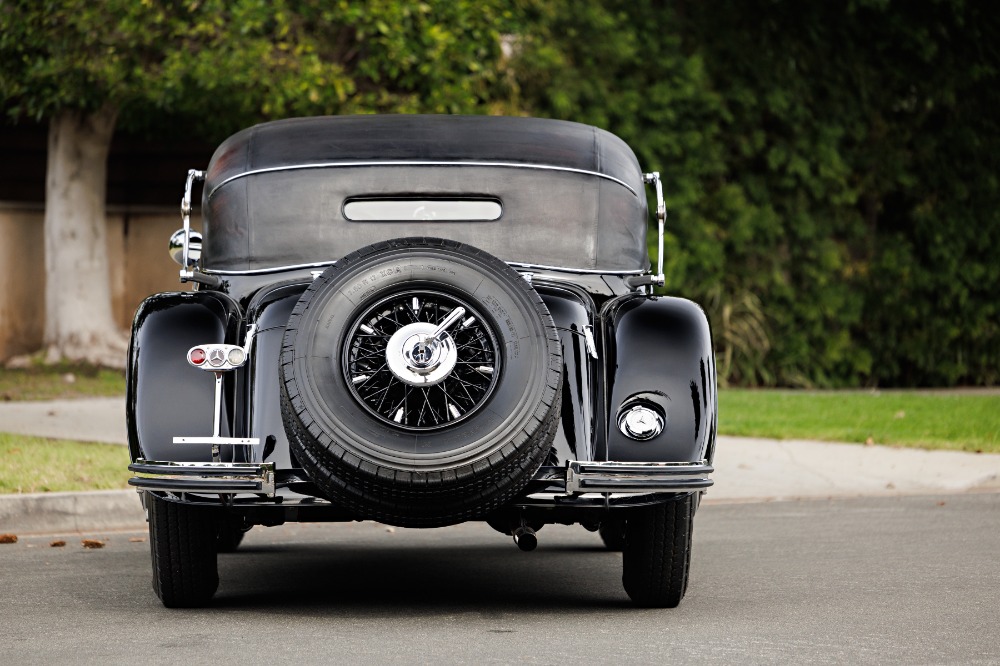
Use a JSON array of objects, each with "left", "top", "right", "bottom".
[
  {"left": 506, "top": 262, "right": 646, "bottom": 275},
  {"left": 208, "top": 161, "right": 639, "bottom": 200},
  {"left": 203, "top": 260, "right": 648, "bottom": 277},
  {"left": 128, "top": 460, "right": 276, "bottom": 496},
  {"left": 564, "top": 460, "right": 713, "bottom": 495},
  {"left": 204, "top": 261, "right": 337, "bottom": 276}
]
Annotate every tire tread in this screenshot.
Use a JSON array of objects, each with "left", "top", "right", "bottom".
[
  {"left": 622, "top": 494, "right": 695, "bottom": 608},
  {"left": 148, "top": 493, "right": 220, "bottom": 608}
]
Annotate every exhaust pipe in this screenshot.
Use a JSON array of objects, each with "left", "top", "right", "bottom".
[{"left": 512, "top": 524, "right": 537, "bottom": 552}]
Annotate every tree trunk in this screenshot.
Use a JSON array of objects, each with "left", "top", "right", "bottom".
[{"left": 43, "top": 105, "right": 128, "bottom": 368}]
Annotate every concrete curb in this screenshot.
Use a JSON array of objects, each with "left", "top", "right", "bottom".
[{"left": 0, "top": 490, "right": 145, "bottom": 535}]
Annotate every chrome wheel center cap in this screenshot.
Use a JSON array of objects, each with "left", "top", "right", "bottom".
[
  {"left": 618, "top": 405, "right": 664, "bottom": 441},
  {"left": 386, "top": 322, "right": 458, "bottom": 386}
]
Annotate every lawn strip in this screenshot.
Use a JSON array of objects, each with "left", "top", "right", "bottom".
[
  {"left": 0, "top": 433, "right": 131, "bottom": 494},
  {"left": 719, "top": 389, "right": 999, "bottom": 453}
]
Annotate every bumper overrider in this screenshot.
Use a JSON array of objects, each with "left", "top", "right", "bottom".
[
  {"left": 564, "top": 461, "right": 713, "bottom": 494},
  {"left": 128, "top": 459, "right": 712, "bottom": 499},
  {"left": 128, "top": 460, "right": 276, "bottom": 495}
]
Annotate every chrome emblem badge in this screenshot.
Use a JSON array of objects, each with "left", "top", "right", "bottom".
[{"left": 208, "top": 348, "right": 226, "bottom": 367}]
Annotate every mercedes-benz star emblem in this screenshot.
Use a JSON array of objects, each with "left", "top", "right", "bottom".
[{"left": 208, "top": 348, "right": 226, "bottom": 367}]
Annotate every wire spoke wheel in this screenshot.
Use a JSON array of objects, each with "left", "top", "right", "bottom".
[{"left": 343, "top": 290, "right": 500, "bottom": 430}]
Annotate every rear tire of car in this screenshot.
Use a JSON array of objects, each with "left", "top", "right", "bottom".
[
  {"left": 621, "top": 494, "right": 694, "bottom": 608},
  {"left": 281, "top": 237, "right": 562, "bottom": 527},
  {"left": 147, "top": 493, "right": 219, "bottom": 608}
]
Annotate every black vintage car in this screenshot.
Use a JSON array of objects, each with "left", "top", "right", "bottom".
[{"left": 127, "top": 115, "right": 716, "bottom": 608}]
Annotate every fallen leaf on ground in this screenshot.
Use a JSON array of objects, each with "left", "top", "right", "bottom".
[
  {"left": 81, "top": 539, "right": 105, "bottom": 549},
  {"left": 0, "top": 534, "right": 17, "bottom": 544},
  {"left": 50, "top": 540, "right": 66, "bottom": 548},
  {"left": 128, "top": 537, "right": 145, "bottom": 543},
  {"left": 937, "top": 501, "right": 947, "bottom": 507}
]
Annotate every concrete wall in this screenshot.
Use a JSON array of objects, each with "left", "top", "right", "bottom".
[{"left": 0, "top": 204, "right": 191, "bottom": 361}]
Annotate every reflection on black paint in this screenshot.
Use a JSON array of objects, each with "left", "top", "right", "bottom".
[
  {"left": 700, "top": 357, "right": 708, "bottom": 408},
  {"left": 690, "top": 380, "right": 701, "bottom": 441}
]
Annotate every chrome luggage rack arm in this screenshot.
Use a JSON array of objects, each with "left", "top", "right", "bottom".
[{"left": 642, "top": 171, "right": 667, "bottom": 288}]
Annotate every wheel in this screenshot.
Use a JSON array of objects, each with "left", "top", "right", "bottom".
[
  {"left": 280, "top": 237, "right": 562, "bottom": 527},
  {"left": 216, "top": 518, "right": 248, "bottom": 553},
  {"left": 598, "top": 516, "right": 626, "bottom": 551},
  {"left": 622, "top": 494, "right": 695, "bottom": 608},
  {"left": 147, "top": 492, "right": 220, "bottom": 608}
]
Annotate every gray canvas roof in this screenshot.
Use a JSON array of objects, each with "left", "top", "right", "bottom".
[{"left": 201, "top": 115, "right": 650, "bottom": 273}]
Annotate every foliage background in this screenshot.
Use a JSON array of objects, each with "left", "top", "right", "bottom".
[
  {"left": 3, "top": 0, "right": 997, "bottom": 387},
  {"left": 512, "top": 0, "right": 1000, "bottom": 388}
]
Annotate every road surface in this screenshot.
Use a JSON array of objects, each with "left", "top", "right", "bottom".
[{"left": 3, "top": 493, "right": 998, "bottom": 664}]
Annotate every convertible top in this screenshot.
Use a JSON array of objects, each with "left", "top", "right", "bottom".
[{"left": 201, "top": 115, "right": 650, "bottom": 273}]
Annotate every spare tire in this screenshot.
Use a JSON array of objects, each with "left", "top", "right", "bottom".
[{"left": 280, "top": 237, "right": 562, "bottom": 527}]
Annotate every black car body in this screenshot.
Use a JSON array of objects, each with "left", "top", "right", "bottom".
[{"left": 127, "top": 115, "right": 716, "bottom": 608}]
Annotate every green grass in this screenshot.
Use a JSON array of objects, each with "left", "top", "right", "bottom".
[
  {"left": 719, "top": 389, "right": 1000, "bottom": 453},
  {"left": 0, "top": 361, "right": 125, "bottom": 401},
  {"left": 0, "top": 433, "right": 132, "bottom": 494}
]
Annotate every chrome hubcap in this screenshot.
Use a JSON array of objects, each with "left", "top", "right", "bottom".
[
  {"left": 343, "top": 291, "right": 500, "bottom": 429},
  {"left": 386, "top": 323, "right": 458, "bottom": 386}
]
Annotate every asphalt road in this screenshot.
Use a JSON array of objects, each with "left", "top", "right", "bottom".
[{"left": 3, "top": 493, "right": 999, "bottom": 665}]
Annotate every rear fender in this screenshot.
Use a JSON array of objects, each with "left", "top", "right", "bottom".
[
  {"left": 536, "top": 283, "right": 598, "bottom": 465},
  {"left": 127, "top": 291, "right": 242, "bottom": 462},
  {"left": 244, "top": 281, "right": 310, "bottom": 470},
  {"left": 601, "top": 294, "right": 717, "bottom": 464}
]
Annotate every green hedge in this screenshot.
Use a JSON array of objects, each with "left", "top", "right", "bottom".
[{"left": 513, "top": 0, "right": 1000, "bottom": 387}]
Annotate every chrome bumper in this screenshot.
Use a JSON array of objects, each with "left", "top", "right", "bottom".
[
  {"left": 126, "top": 459, "right": 710, "bottom": 502},
  {"left": 564, "top": 461, "right": 713, "bottom": 494},
  {"left": 128, "top": 460, "right": 276, "bottom": 495}
]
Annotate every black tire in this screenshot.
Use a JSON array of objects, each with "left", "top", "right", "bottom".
[
  {"left": 216, "top": 518, "right": 247, "bottom": 553},
  {"left": 147, "top": 493, "right": 219, "bottom": 608},
  {"left": 598, "top": 516, "right": 626, "bottom": 551},
  {"left": 281, "top": 237, "right": 562, "bottom": 527},
  {"left": 622, "top": 494, "right": 695, "bottom": 608}
]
